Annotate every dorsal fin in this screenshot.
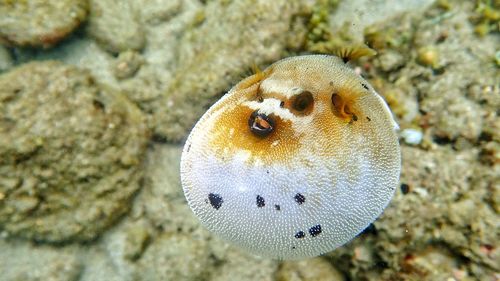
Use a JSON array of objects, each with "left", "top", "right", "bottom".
[
  {"left": 251, "top": 63, "right": 262, "bottom": 76},
  {"left": 335, "top": 44, "right": 377, "bottom": 63}
]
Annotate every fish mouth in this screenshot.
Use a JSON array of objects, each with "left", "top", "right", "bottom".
[{"left": 248, "top": 110, "right": 276, "bottom": 137}]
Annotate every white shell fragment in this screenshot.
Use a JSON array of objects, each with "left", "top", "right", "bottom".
[
  {"left": 400, "top": 128, "right": 423, "bottom": 145},
  {"left": 180, "top": 55, "right": 401, "bottom": 259}
]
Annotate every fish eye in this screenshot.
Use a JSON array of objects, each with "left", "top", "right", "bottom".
[
  {"left": 291, "top": 91, "right": 314, "bottom": 114},
  {"left": 248, "top": 110, "right": 275, "bottom": 137}
]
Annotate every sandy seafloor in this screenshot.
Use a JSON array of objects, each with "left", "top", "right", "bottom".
[{"left": 0, "top": 0, "right": 498, "bottom": 280}]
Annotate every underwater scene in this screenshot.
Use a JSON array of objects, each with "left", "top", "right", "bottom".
[{"left": 0, "top": 0, "right": 498, "bottom": 280}]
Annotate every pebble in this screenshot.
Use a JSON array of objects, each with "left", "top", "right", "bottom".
[{"left": 401, "top": 128, "right": 424, "bottom": 145}]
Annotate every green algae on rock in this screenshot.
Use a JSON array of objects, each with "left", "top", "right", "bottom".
[
  {"left": 0, "top": 61, "right": 149, "bottom": 243},
  {"left": 0, "top": 0, "right": 88, "bottom": 48}
]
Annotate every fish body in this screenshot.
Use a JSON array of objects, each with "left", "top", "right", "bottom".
[{"left": 181, "top": 55, "right": 401, "bottom": 259}]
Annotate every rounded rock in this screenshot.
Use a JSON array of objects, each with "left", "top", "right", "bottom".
[
  {"left": 0, "top": 61, "right": 149, "bottom": 243},
  {"left": 0, "top": 0, "right": 88, "bottom": 48},
  {"left": 135, "top": 234, "right": 211, "bottom": 281},
  {"left": 87, "top": 0, "right": 145, "bottom": 53}
]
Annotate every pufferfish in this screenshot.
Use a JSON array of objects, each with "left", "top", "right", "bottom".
[{"left": 180, "top": 54, "right": 401, "bottom": 260}]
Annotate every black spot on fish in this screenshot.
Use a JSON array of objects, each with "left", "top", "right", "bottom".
[
  {"left": 309, "top": 224, "right": 322, "bottom": 237},
  {"left": 208, "top": 193, "right": 223, "bottom": 210},
  {"left": 295, "top": 231, "right": 305, "bottom": 239},
  {"left": 256, "top": 195, "right": 265, "bottom": 207},
  {"left": 274, "top": 204, "right": 280, "bottom": 211},
  {"left": 294, "top": 193, "right": 305, "bottom": 205},
  {"left": 361, "top": 83, "right": 369, "bottom": 90}
]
